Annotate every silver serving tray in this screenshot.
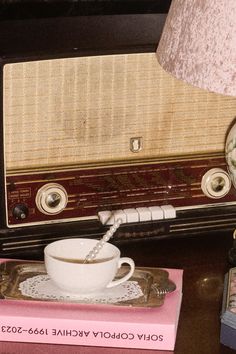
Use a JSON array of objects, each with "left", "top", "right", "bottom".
[{"left": 0, "top": 260, "right": 176, "bottom": 308}]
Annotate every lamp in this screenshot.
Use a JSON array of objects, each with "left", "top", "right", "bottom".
[
  {"left": 156, "top": 0, "right": 236, "bottom": 187},
  {"left": 156, "top": 0, "right": 236, "bottom": 97}
]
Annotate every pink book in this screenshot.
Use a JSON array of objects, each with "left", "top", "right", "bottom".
[{"left": 0, "top": 261, "right": 183, "bottom": 351}]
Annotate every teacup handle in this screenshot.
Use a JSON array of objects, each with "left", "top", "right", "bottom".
[{"left": 106, "top": 257, "right": 135, "bottom": 288}]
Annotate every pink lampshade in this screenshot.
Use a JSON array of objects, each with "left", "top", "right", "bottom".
[{"left": 156, "top": 0, "right": 236, "bottom": 96}]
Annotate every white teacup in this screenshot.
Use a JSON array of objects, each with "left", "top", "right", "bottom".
[{"left": 44, "top": 238, "right": 135, "bottom": 294}]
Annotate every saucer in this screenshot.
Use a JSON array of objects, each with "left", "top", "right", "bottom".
[{"left": 18, "top": 274, "right": 144, "bottom": 304}]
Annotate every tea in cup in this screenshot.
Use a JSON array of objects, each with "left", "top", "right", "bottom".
[{"left": 44, "top": 238, "right": 135, "bottom": 294}]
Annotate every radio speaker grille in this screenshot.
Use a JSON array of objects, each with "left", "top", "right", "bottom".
[{"left": 4, "top": 53, "right": 236, "bottom": 172}]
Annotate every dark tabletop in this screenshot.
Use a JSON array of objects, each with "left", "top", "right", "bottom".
[{"left": 0, "top": 231, "right": 235, "bottom": 354}]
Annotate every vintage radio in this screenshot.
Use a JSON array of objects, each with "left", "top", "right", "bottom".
[{"left": 1, "top": 2, "right": 236, "bottom": 257}]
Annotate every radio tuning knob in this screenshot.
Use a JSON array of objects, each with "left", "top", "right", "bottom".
[
  {"left": 201, "top": 168, "right": 231, "bottom": 199},
  {"left": 12, "top": 204, "right": 29, "bottom": 220},
  {"left": 36, "top": 183, "right": 68, "bottom": 215}
]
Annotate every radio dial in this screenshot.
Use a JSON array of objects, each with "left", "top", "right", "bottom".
[{"left": 36, "top": 183, "right": 68, "bottom": 215}]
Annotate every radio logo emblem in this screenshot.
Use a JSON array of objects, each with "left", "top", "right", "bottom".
[{"left": 130, "top": 137, "right": 143, "bottom": 153}]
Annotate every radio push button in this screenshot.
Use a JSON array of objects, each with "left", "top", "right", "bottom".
[
  {"left": 149, "top": 206, "right": 164, "bottom": 220},
  {"left": 136, "top": 207, "right": 152, "bottom": 222},
  {"left": 160, "top": 205, "right": 176, "bottom": 219},
  {"left": 124, "top": 208, "right": 139, "bottom": 223},
  {"left": 98, "top": 210, "right": 127, "bottom": 225},
  {"left": 36, "top": 183, "right": 68, "bottom": 215}
]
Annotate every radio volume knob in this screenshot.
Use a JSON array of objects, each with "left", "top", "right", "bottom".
[{"left": 12, "top": 204, "right": 29, "bottom": 220}]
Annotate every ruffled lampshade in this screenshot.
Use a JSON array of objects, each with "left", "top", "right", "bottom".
[{"left": 156, "top": 0, "right": 236, "bottom": 97}]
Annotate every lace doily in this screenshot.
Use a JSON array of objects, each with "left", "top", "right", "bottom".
[{"left": 18, "top": 274, "right": 144, "bottom": 304}]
